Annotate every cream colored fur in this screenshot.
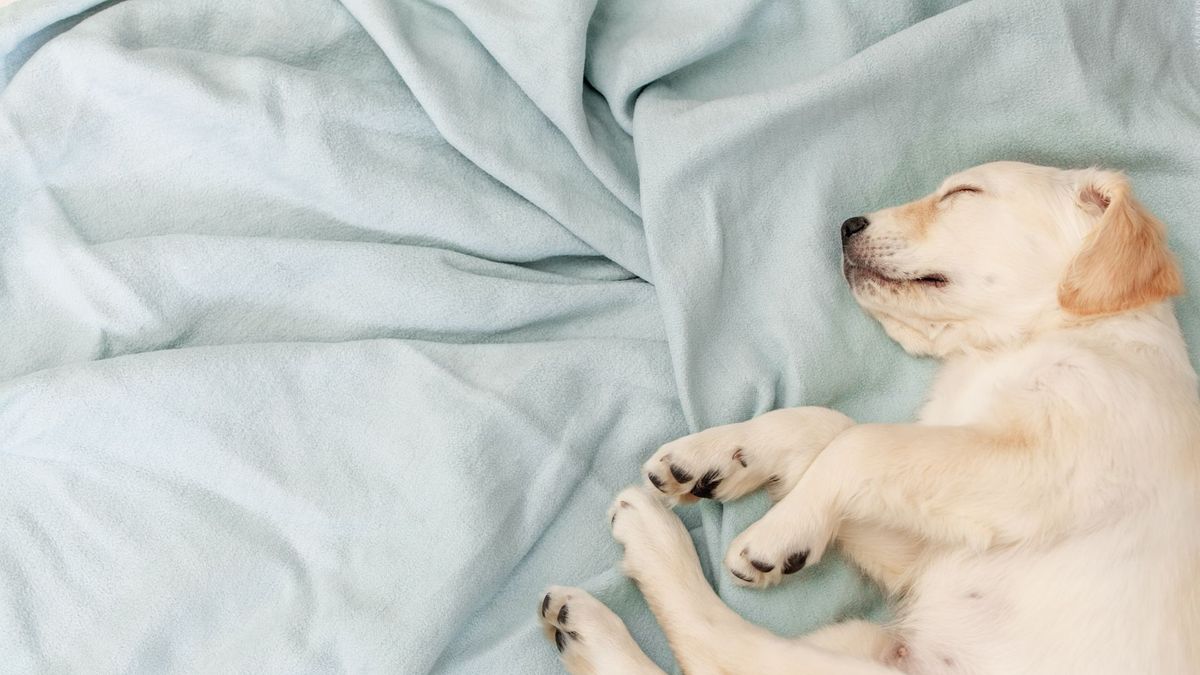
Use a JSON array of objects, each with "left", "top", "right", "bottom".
[{"left": 540, "top": 162, "right": 1200, "bottom": 674}]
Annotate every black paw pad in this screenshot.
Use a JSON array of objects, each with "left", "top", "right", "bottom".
[
  {"left": 557, "top": 604, "right": 568, "bottom": 625},
  {"left": 689, "top": 469, "right": 722, "bottom": 498},
  {"left": 541, "top": 593, "right": 551, "bottom": 617},
  {"left": 782, "top": 550, "right": 809, "bottom": 575},
  {"left": 669, "top": 464, "right": 693, "bottom": 483},
  {"left": 647, "top": 472, "right": 666, "bottom": 492},
  {"left": 730, "top": 567, "right": 755, "bottom": 583},
  {"left": 750, "top": 559, "right": 775, "bottom": 573}
]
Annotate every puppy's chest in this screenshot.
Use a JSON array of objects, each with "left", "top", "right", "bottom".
[{"left": 918, "top": 357, "right": 1021, "bottom": 425}]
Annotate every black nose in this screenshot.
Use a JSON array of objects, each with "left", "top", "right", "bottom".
[{"left": 841, "top": 216, "right": 870, "bottom": 242}]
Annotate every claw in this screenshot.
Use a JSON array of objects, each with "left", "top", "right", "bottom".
[
  {"left": 669, "top": 464, "right": 693, "bottom": 483},
  {"left": 750, "top": 559, "right": 775, "bottom": 573},
  {"left": 647, "top": 472, "right": 667, "bottom": 492}
]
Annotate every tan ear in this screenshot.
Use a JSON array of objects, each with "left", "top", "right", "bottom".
[{"left": 1058, "top": 172, "right": 1183, "bottom": 317}]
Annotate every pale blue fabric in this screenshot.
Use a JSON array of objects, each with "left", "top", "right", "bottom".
[{"left": 1, "top": 0, "right": 1198, "bottom": 672}]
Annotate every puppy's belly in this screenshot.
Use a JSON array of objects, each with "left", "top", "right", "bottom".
[{"left": 897, "top": 526, "right": 1185, "bottom": 675}]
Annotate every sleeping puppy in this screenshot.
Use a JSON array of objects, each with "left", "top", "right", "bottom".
[{"left": 539, "top": 162, "right": 1200, "bottom": 675}]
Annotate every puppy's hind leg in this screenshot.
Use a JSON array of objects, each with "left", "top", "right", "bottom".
[
  {"left": 802, "top": 620, "right": 904, "bottom": 665},
  {"left": 538, "top": 586, "right": 665, "bottom": 675},
  {"left": 612, "top": 486, "right": 903, "bottom": 675}
]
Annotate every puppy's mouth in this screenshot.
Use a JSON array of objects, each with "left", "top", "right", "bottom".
[{"left": 843, "top": 261, "right": 948, "bottom": 289}]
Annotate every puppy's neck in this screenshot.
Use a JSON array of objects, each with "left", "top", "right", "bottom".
[{"left": 943, "top": 302, "right": 1186, "bottom": 364}]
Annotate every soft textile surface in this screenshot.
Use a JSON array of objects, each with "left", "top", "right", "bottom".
[{"left": 2, "top": 0, "right": 1198, "bottom": 672}]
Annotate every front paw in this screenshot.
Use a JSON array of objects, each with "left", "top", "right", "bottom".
[
  {"left": 641, "top": 427, "right": 767, "bottom": 503},
  {"left": 723, "top": 501, "right": 835, "bottom": 588},
  {"left": 642, "top": 408, "right": 855, "bottom": 504}
]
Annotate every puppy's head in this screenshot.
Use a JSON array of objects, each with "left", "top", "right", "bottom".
[{"left": 842, "top": 161, "right": 1182, "bottom": 356}]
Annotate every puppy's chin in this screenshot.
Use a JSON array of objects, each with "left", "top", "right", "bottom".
[
  {"left": 843, "top": 261, "right": 886, "bottom": 293},
  {"left": 874, "top": 313, "right": 944, "bottom": 356},
  {"left": 843, "top": 264, "right": 950, "bottom": 357}
]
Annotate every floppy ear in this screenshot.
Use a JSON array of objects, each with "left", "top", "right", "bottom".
[{"left": 1058, "top": 171, "right": 1183, "bottom": 317}]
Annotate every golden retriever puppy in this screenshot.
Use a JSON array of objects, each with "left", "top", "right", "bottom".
[{"left": 540, "top": 162, "right": 1200, "bottom": 674}]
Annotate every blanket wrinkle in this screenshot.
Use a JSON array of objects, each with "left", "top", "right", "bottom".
[
  {"left": 432, "top": 0, "right": 643, "bottom": 217},
  {"left": 338, "top": 0, "right": 653, "bottom": 281}
]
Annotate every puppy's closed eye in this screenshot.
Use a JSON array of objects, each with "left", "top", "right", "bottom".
[{"left": 939, "top": 185, "right": 983, "bottom": 201}]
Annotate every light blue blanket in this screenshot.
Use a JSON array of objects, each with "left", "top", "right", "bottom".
[{"left": 2, "top": 0, "right": 1198, "bottom": 672}]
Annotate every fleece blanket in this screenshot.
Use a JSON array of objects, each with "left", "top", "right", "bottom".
[{"left": 1, "top": 0, "right": 1198, "bottom": 672}]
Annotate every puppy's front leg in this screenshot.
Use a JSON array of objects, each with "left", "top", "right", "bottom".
[
  {"left": 642, "top": 407, "right": 855, "bottom": 503},
  {"left": 725, "top": 423, "right": 1051, "bottom": 585}
]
